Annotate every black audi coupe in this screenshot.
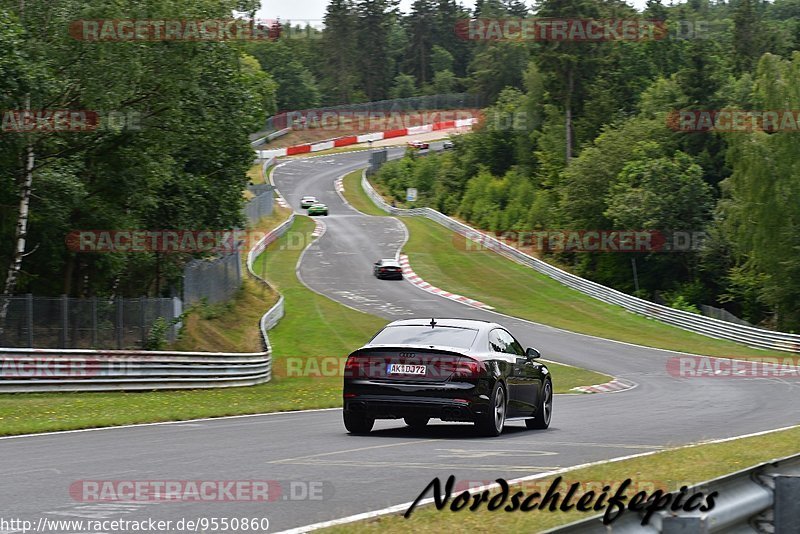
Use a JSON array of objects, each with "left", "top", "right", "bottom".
[{"left": 342, "top": 318, "right": 552, "bottom": 436}]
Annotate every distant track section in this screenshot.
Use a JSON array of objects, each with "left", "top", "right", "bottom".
[{"left": 256, "top": 118, "right": 477, "bottom": 159}]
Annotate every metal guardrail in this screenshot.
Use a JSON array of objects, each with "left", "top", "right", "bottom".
[
  {"left": 246, "top": 213, "right": 296, "bottom": 358},
  {"left": 361, "top": 171, "right": 800, "bottom": 353},
  {"left": 0, "top": 178, "right": 293, "bottom": 393},
  {"left": 545, "top": 452, "right": 800, "bottom": 533},
  {"left": 250, "top": 128, "right": 291, "bottom": 148},
  {"left": 0, "top": 348, "right": 272, "bottom": 392}
]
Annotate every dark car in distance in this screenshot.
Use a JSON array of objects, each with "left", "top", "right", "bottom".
[
  {"left": 342, "top": 318, "right": 552, "bottom": 436},
  {"left": 373, "top": 258, "right": 403, "bottom": 280}
]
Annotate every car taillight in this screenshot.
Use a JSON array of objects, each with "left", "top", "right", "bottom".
[
  {"left": 434, "top": 357, "right": 481, "bottom": 379},
  {"left": 453, "top": 358, "right": 481, "bottom": 378},
  {"left": 344, "top": 355, "right": 370, "bottom": 378}
]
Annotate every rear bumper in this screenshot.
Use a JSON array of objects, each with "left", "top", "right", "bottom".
[
  {"left": 345, "top": 395, "right": 480, "bottom": 421},
  {"left": 375, "top": 272, "right": 403, "bottom": 279},
  {"left": 343, "top": 376, "right": 494, "bottom": 421}
]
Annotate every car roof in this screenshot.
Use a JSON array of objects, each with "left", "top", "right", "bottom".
[{"left": 379, "top": 258, "right": 399, "bottom": 264}]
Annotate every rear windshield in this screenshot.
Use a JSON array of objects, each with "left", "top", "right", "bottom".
[{"left": 369, "top": 325, "right": 478, "bottom": 349}]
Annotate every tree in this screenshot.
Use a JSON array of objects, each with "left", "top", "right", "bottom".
[
  {"left": 469, "top": 42, "right": 529, "bottom": 102},
  {"left": 596, "top": 145, "right": 713, "bottom": 295},
  {"left": 0, "top": 0, "right": 273, "bottom": 305},
  {"left": 0, "top": 8, "right": 34, "bottom": 324},
  {"left": 558, "top": 117, "right": 677, "bottom": 230},
  {"left": 405, "top": 0, "right": 436, "bottom": 85},
  {"left": 732, "top": 0, "right": 764, "bottom": 74},
  {"left": 533, "top": 0, "right": 603, "bottom": 162},
  {"left": 502, "top": 0, "right": 529, "bottom": 16},
  {"left": 605, "top": 145, "right": 713, "bottom": 233},
  {"left": 430, "top": 45, "right": 455, "bottom": 74},
  {"left": 390, "top": 73, "right": 418, "bottom": 98},
  {"left": 719, "top": 53, "right": 800, "bottom": 328},
  {"left": 319, "top": 0, "right": 359, "bottom": 104},
  {"left": 248, "top": 40, "right": 321, "bottom": 111},
  {"left": 355, "top": 0, "right": 400, "bottom": 100},
  {"left": 432, "top": 0, "right": 473, "bottom": 77},
  {"left": 427, "top": 70, "right": 459, "bottom": 94}
]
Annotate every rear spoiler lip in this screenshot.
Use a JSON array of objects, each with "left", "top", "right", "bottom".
[{"left": 352, "top": 344, "right": 472, "bottom": 357}]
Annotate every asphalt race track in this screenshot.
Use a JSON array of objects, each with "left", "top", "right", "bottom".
[{"left": 2, "top": 146, "right": 799, "bottom": 533}]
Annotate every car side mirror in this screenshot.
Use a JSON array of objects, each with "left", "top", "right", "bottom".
[{"left": 526, "top": 347, "right": 541, "bottom": 360}]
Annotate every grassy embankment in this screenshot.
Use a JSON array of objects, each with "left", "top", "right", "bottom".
[
  {"left": 0, "top": 166, "right": 607, "bottom": 436},
  {"left": 342, "top": 169, "right": 795, "bottom": 360}
]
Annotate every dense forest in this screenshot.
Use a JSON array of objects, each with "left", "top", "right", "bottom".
[
  {"left": 3, "top": 0, "right": 800, "bottom": 331},
  {"left": 356, "top": 0, "right": 800, "bottom": 331},
  {"left": 0, "top": 0, "right": 274, "bottom": 300}
]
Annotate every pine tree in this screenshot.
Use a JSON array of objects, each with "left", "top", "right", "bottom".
[
  {"left": 533, "top": 0, "right": 602, "bottom": 162},
  {"left": 320, "top": 0, "right": 358, "bottom": 103},
  {"left": 405, "top": 0, "right": 436, "bottom": 85},
  {"left": 433, "top": 0, "right": 473, "bottom": 77},
  {"left": 355, "top": 0, "right": 400, "bottom": 100},
  {"left": 732, "top": 0, "right": 763, "bottom": 74},
  {"left": 502, "top": 0, "right": 529, "bottom": 16}
]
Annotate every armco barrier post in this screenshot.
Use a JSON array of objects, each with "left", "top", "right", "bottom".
[
  {"left": 172, "top": 296, "right": 182, "bottom": 341},
  {"left": 26, "top": 293, "right": 33, "bottom": 347},
  {"left": 775, "top": 476, "right": 800, "bottom": 533},
  {"left": 140, "top": 297, "right": 147, "bottom": 347},
  {"left": 116, "top": 298, "right": 123, "bottom": 349},
  {"left": 91, "top": 296, "right": 98, "bottom": 347},
  {"left": 60, "top": 294, "right": 68, "bottom": 348}
]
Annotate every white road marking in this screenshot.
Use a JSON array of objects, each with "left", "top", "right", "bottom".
[
  {"left": 435, "top": 448, "right": 558, "bottom": 459},
  {"left": 277, "top": 423, "right": 800, "bottom": 534}
]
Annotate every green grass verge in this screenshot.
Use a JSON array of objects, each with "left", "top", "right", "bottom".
[
  {"left": 321, "top": 424, "right": 800, "bottom": 533},
  {"left": 342, "top": 170, "right": 387, "bottom": 216},
  {"left": 342, "top": 173, "right": 793, "bottom": 360},
  {"left": 251, "top": 216, "right": 607, "bottom": 396},
  {"left": 0, "top": 216, "right": 606, "bottom": 436},
  {"left": 173, "top": 208, "right": 291, "bottom": 353},
  {"left": 247, "top": 163, "right": 263, "bottom": 185},
  {"left": 0, "top": 217, "right": 380, "bottom": 436}
]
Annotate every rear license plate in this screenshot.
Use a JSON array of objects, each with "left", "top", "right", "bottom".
[{"left": 387, "top": 363, "right": 426, "bottom": 376}]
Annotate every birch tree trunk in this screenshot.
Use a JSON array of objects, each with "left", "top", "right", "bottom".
[{"left": 0, "top": 98, "right": 35, "bottom": 332}]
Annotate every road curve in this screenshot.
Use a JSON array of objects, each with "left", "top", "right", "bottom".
[{"left": 1, "top": 147, "right": 798, "bottom": 533}]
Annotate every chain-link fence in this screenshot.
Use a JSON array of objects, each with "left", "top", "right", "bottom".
[
  {"left": 244, "top": 188, "right": 274, "bottom": 224},
  {"left": 0, "top": 295, "right": 181, "bottom": 349},
  {"left": 700, "top": 304, "right": 754, "bottom": 327},
  {"left": 263, "top": 93, "right": 484, "bottom": 132},
  {"left": 183, "top": 251, "right": 242, "bottom": 306}
]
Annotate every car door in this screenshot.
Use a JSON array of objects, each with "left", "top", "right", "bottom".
[
  {"left": 489, "top": 329, "right": 525, "bottom": 417},
  {"left": 497, "top": 329, "right": 541, "bottom": 416}
]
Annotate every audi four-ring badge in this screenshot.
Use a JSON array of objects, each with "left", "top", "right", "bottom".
[{"left": 342, "top": 318, "right": 552, "bottom": 436}]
